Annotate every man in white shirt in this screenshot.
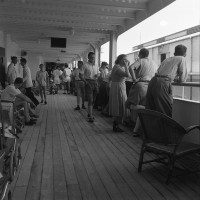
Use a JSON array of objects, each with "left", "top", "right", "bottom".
[
  {"left": 74, "top": 61, "right": 86, "bottom": 110},
  {"left": 62, "top": 63, "right": 71, "bottom": 94},
  {"left": 146, "top": 45, "right": 188, "bottom": 117},
  {"left": 21, "top": 58, "right": 39, "bottom": 107},
  {"left": 80, "top": 52, "right": 99, "bottom": 123},
  {"left": 1, "top": 78, "right": 37, "bottom": 125}
]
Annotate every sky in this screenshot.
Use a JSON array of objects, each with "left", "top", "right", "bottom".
[{"left": 101, "top": 0, "right": 200, "bottom": 63}]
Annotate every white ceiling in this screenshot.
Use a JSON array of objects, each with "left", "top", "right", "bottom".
[{"left": 0, "top": 0, "right": 175, "bottom": 63}]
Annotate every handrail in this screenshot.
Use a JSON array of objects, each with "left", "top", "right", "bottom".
[{"left": 172, "top": 82, "right": 200, "bottom": 87}]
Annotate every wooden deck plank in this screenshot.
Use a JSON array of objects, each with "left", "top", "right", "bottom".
[
  {"left": 54, "top": 96, "right": 82, "bottom": 200},
  {"left": 9, "top": 94, "right": 200, "bottom": 200},
  {"left": 52, "top": 97, "right": 68, "bottom": 200},
  {"left": 62, "top": 97, "right": 124, "bottom": 200},
  {"left": 65, "top": 97, "right": 138, "bottom": 200},
  {"left": 92, "top": 113, "right": 178, "bottom": 200},
  {"left": 40, "top": 96, "right": 54, "bottom": 200},
  {"left": 25, "top": 105, "right": 47, "bottom": 200},
  {"left": 59, "top": 107, "right": 111, "bottom": 200}
]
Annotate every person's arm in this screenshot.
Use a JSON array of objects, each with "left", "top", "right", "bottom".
[
  {"left": 115, "top": 60, "right": 130, "bottom": 78},
  {"left": 46, "top": 72, "right": 49, "bottom": 86},
  {"left": 36, "top": 71, "right": 40, "bottom": 85},
  {"left": 79, "top": 66, "right": 88, "bottom": 84},
  {"left": 177, "top": 59, "right": 188, "bottom": 82},
  {"left": 16, "top": 93, "right": 36, "bottom": 108},
  {"left": 23, "top": 67, "right": 29, "bottom": 82},
  {"left": 129, "top": 60, "right": 140, "bottom": 82}
]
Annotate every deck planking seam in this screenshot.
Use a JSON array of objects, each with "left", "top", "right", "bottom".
[
  {"left": 65, "top": 96, "right": 140, "bottom": 200},
  {"left": 62, "top": 96, "right": 125, "bottom": 200}
]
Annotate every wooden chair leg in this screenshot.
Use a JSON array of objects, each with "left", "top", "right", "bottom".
[
  {"left": 138, "top": 147, "right": 145, "bottom": 172},
  {"left": 166, "top": 156, "right": 175, "bottom": 184}
]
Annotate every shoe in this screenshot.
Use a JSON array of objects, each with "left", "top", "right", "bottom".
[
  {"left": 88, "top": 117, "right": 94, "bottom": 123},
  {"left": 30, "top": 114, "right": 39, "bottom": 118},
  {"left": 63, "top": 92, "right": 66, "bottom": 94},
  {"left": 87, "top": 114, "right": 94, "bottom": 119},
  {"left": 44, "top": 101, "right": 47, "bottom": 104},
  {"left": 30, "top": 118, "right": 37, "bottom": 122},
  {"left": 41, "top": 100, "right": 43, "bottom": 103},
  {"left": 67, "top": 92, "right": 70, "bottom": 94},
  {"left": 25, "top": 121, "right": 36, "bottom": 126},
  {"left": 82, "top": 105, "right": 86, "bottom": 109},
  {"left": 132, "top": 132, "right": 139, "bottom": 137},
  {"left": 113, "top": 122, "right": 124, "bottom": 132},
  {"left": 16, "top": 126, "right": 22, "bottom": 134},
  {"left": 74, "top": 106, "right": 80, "bottom": 110}
]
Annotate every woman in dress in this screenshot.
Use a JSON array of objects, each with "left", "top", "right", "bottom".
[
  {"left": 52, "top": 66, "right": 62, "bottom": 94},
  {"left": 109, "top": 54, "right": 130, "bottom": 132}
]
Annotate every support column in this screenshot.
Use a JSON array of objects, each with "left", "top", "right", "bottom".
[
  {"left": 109, "top": 31, "right": 118, "bottom": 69},
  {"left": 95, "top": 45, "right": 100, "bottom": 67}
]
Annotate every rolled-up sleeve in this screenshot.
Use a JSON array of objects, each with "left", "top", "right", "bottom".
[{"left": 178, "top": 59, "right": 188, "bottom": 82}]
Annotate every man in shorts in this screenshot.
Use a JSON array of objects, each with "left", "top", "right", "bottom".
[{"left": 80, "top": 52, "right": 99, "bottom": 123}]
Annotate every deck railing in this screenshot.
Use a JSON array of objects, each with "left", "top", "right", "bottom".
[{"left": 172, "top": 81, "right": 200, "bottom": 102}]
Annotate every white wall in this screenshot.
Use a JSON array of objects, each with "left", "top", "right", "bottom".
[
  {"left": 27, "top": 53, "right": 43, "bottom": 81},
  {"left": 173, "top": 99, "right": 200, "bottom": 144},
  {"left": 5, "top": 34, "right": 21, "bottom": 67},
  {"left": 0, "top": 30, "right": 5, "bottom": 48}
]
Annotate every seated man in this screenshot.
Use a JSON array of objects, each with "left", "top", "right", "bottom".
[{"left": 1, "top": 78, "right": 37, "bottom": 126}]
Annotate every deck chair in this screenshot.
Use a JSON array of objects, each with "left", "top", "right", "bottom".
[
  {"left": 0, "top": 99, "right": 21, "bottom": 183},
  {"left": 137, "top": 109, "right": 200, "bottom": 184}
]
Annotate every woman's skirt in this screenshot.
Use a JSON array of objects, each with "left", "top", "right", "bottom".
[{"left": 109, "top": 81, "right": 127, "bottom": 118}]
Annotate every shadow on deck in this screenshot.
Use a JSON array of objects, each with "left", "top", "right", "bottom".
[{"left": 9, "top": 94, "right": 200, "bottom": 200}]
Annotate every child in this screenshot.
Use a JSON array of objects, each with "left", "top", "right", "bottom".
[{"left": 36, "top": 64, "right": 49, "bottom": 104}]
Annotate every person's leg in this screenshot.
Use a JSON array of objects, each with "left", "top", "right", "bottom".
[
  {"left": 74, "top": 84, "right": 81, "bottom": 110},
  {"left": 87, "top": 94, "right": 93, "bottom": 117},
  {"left": 130, "top": 104, "right": 145, "bottom": 136},
  {"left": 25, "top": 87, "right": 39, "bottom": 107},
  {"left": 81, "top": 83, "right": 86, "bottom": 108},
  {"left": 67, "top": 80, "right": 71, "bottom": 94},
  {"left": 56, "top": 84, "right": 59, "bottom": 93},
  {"left": 15, "top": 101, "right": 31, "bottom": 122},
  {"left": 39, "top": 86, "right": 44, "bottom": 103},
  {"left": 43, "top": 86, "right": 47, "bottom": 104}
]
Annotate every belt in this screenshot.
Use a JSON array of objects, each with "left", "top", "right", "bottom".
[
  {"left": 75, "top": 80, "right": 84, "bottom": 81},
  {"left": 155, "top": 74, "right": 171, "bottom": 81},
  {"left": 138, "top": 80, "right": 150, "bottom": 83},
  {"left": 155, "top": 74, "right": 169, "bottom": 78},
  {"left": 86, "top": 79, "right": 96, "bottom": 81}
]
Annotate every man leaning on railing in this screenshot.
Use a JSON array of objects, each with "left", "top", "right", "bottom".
[{"left": 146, "top": 44, "right": 188, "bottom": 117}]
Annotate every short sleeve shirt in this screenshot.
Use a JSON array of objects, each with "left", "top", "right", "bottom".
[
  {"left": 74, "top": 68, "right": 84, "bottom": 80},
  {"left": 7, "top": 63, "right": 17, "bottom": 84},
  {"left": 36, "top": 71, "right": 48, "bottom": 86},
  {"left": 1, "top": 85, "right": 21, "bottom": 101},
  {"left": 129, "top": 58, "right": 156, "bottom": 81},
  {"left": 23, "top": 65, "right": 33, "bottom": 88},
  {"left": 83, "top": 62, "right": 99, "bottom": 80},
  {"left": 157, "top": 56, "right": 188, "bottom": 82}
]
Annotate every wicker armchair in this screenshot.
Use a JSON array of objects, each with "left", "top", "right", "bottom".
[{"left": 137, "top": 109, "right": 200, "bottom": 184}]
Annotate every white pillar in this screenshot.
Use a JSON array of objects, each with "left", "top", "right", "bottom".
[
  {"left": 109, "top": 31, "right": 118, "bottom": 69},
  {"left": 95, "top": 45, "right": 100, "bottom": 67}
]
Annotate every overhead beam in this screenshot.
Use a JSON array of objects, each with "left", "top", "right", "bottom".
[
  {"left": 0, "top": 4, "right": 136, "bottom": 19},
  {"left": 0, "top": 9, "right": 126, "bottom": 26},
  {"left": 0, "top": 17, "right": 116, "bottom": 31}
]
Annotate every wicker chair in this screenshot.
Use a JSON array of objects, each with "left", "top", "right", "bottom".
[{"left": 137, "top": 109, "right": 200, "bottom": 184}]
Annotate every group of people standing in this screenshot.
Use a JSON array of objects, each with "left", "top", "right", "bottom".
[
  {"left": 108, "top": 44, "right": 188, "bottom": 136},
  {"left": 1, "top": 44, "right": 188, "bottom": 134},
  {"left": 75, "top": 45, "right": 187, "bottom": 137}
]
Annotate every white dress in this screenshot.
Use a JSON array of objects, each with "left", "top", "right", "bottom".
[{"left": 53, "top": 69, "right": 62, "bottom": 84}]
